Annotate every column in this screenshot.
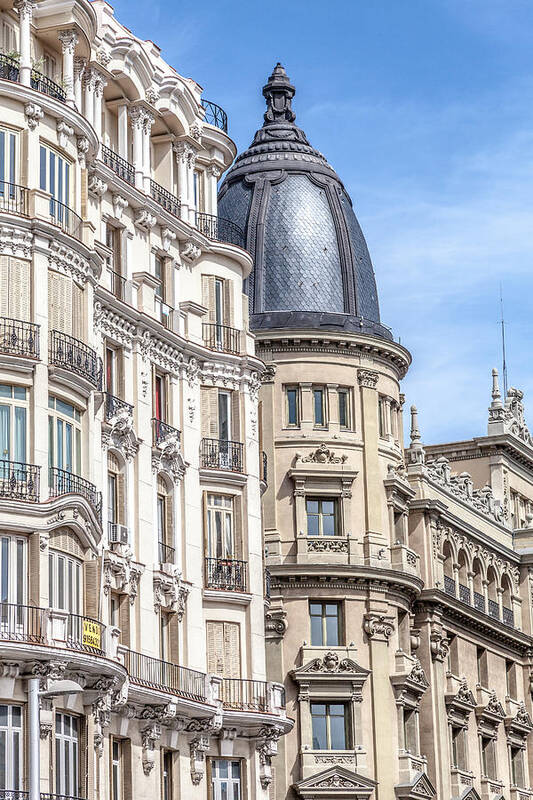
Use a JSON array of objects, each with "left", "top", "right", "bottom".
[
  {"left": 129, "top": 107, "right": 144, "bottom": 189},
  {"left": 58, "top": 29, "right": 78, "bottom": 108},
  {"left": 358, "top": 369, "right": 387, "bottom": 563},
  {"left": 15, "top": 0, "right": 33, "bottom": 87},
  {"left": 93, "top": 71, "right": 107, "bottom": 144},
  {"left": 73, "top": 57, "right": 85, "bottom": 111},
  {"left": 187, "top": 146, "right": 197, "bottom": 225},
  {"left": 83, "top": 68, "right": 95, "bottom": 128},
  {"left": 207, "top": 163, "right": 221, "bottom": 215},
  {"left": 27, "top": 676, "right": 40, "bottom": 800},
  {"left": 142, "top": 111, "right": 155, "bottom": 192},
  {"left": 173, "top": 142, "right": 189, "bottom": 221},
  {"left": 117, "top": 102, "right": 129, "bottom": 158}
]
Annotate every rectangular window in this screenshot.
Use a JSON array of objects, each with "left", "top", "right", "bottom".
[
  {"left": 403, "top": 708, "right": 418, "bottom": 754},
  {"left": 511, "top": 745, "right": 525, "bottom": 788},
  {"left": 0, "top": 705, "right": 23, "bottom": 791},
  {"left": 310, "top": 602, "right": 341, "bottom": 647},
  {"left": 306, "top": 497, "right": 338, "bottom": 537},
  {"left": 211, "top": 759, "right": 241, "bottom": 800},
  {"left": 160, "top": 610, "right": 171, "bottom": 662},
  {"left": 206, "top": 494, "right": 234, "bottom": 559},
  {"left": 311, "top": 703, "right": 349, "bottom": 750},
  {"left": 450, "top": 725, "right": 466, "bottom": 770},
  {"left": 0, "top": 534, "right": 26, "bottom": 607},
  {"left": 154, "top": 255, "right": 164, "bottom": 301},
  {"left": 111, "top": 739, "right": 122, "bottom": 800},
  {"left": 481, "top": 735, "right": 496, "bottom": 779},
  {"left": 506, "top": 659, "right": 517, "bottom": 699},
  {"left": 110, "top": 592, "right": 120, "bottom": 629},
  {"left": 477, "top": 647, "right": 488, "bottom": 687},
  {"left": 39, "top": 144, "right": 71, "bottom": 220},
  {"left": 313, "top": 387, "right": 325, "bottom": 426},
  {"left": 49, "top": 550, "right": 81, "bottom": 614},
  {"left": 286, "top": 387, "right": 299, "bottom": 427},
  {"left": 55, "top": 713, "right": 79, "bottom": 797},
  {"left": 48, "top": 396, "right": 82, "bottom": 477},
  {"left": 378, "top": 396, "right": 387, "bottom": 438},
  {"left": 0, "top": 126, "right": 17, "bottom": 195},
  {"left": 0, "top": 384, "right": 28, "bottom": 463},
  {"left": 338, "top": 389, "right": 349, "bottom": 429},
  {"left": 162, "top": 750, "right": 173, "bottom": 800},
  {"left": 154, "top": 374, "right": 167, "bottom": 422}
]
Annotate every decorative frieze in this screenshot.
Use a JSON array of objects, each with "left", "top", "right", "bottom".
[{"left": 307, "top": 538, "right": 348, "bottom": 553}]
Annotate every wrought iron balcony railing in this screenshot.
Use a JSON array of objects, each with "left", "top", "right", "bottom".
[
  {"left": 200, "top": 438, "right": 244, "bottom": 473},
  {"left": 152, "top": 418, "right": 181, "bottom": 446},
  {"left": 220, "top": 678, "right": 269, "bottom": 712},
  {"left": 265, "top": 569, "right": 271, "bottom": 600},
  {"left": 195, "top": 212, "right": 245, "bottom": 249},
  {"left": 105, "top": 393, "right": 133, "bottom": 421},
  {"left": 0, "top": 317, "right": 39, "bottom": 358},
  {"left": 123, "top": 648, "right": 207, "bottom": 702},
  {"left": 66, "top": 612, "right": 105, "bottom": 655},
  {"left": 0, "top": 53, "right": 20, "bottom": 82},
  {"left": 459, "top": 583, "right": 471, "bottom": 605},
  {"left": 41, "top": 794, "right": 87, "bottom": 800},
  {"left": 107, "top": 267, "right": 126, "bottom": 300},
  {"left": 200, "top": 99, "right": 228, "bottom": 132},
  {"left": 261, "top": 451, "right": 267, "bottom": 485},
  {"left": 0, "top": 791, "right": 29, "bottom": 800},
  {"left": 150, "top": 179, "right": 181, "bottom": 217},
  {"left": 49, "top": 467, "right": 102, "bottom": 520},
  {"left": 473, "top": 590, "right": 485, "bottom": 613},
  {"left": 49, "top": 198, "right": 82, "bottom": 240},
  {"left": 30, "top": 69, "right": 66, "bottom": 102},
  {"left": 503, "top": 606, "right": 514, "bottom": 627},
  {"left": 205, "top": 557, "right": 247, "bottom": 592},
  {"left": 0, "top": 602, "right": 47, "bottom": 643},
  {"left": 0, "top": 460, "right": 40, "bottom": 502},
  {"left": 0, "top": 182, "right": 28, "bottom": 216},
  {"left": 488, "top": 598, "right": 499, "bottom": 619},
  {"left": 49, "top": 330, "right": 102, "bottom": 389},
  {"left": 155, "top": 298, "right": 174, "bottom": 329},
  {"left": 158, "top": 540, "right": 175, "bottom": 564},
  {"left": 444, "top": 575, "right": 456, "bottom": 597},
  {"left": 202, "top": 322, "right": 240, "bottom": 354},
  {"left": 100, "top": 145, "right": 135, "bottom": 186}
]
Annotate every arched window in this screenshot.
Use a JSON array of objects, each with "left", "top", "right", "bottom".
[
  {"left": 157, "top": 475, "right": 174, "bottom": 564},
  {"left": 501, "top": 575, "right": 514, "bottom": 627},
  {"left": 472, "top": 557, "right": 484, "bottom": 612},
  {"left": 487, "top": 566, "right": 498, "bottom": 619},
  {"left": 457, "top": 550, "right": 470, "bottom": 605},
  {"left": 442, "top": 541, "right": 455, "bottom": 596}
]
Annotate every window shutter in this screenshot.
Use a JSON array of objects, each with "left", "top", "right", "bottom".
[
  {"left": 206, "top": 620, "right": 225, "bottom": 674},
  {"left": 258, "top": 400, "right": 263, "bottom": 452},
  {"left": 0, "top": 256, "right": 9, "bottom": 316},
  {"left": 83, "top": 558, "right": 100, "bottom": 620},
  {"left": 201, "top": 275, "right": 216, "bottom": 322},
  {"left": 117, "top": 473, "right": 125, "bottom": 526},
  {"left": 165, "top": 492, "right": 173, "bottom": 548},
  {"left": 9, "top": 259, "right": 30, "bottom": 321},
  {"left": 231, "top": 391, "right": 240, "bottom": 441},
  {"left": 28, "top": 532, "right": 41, "bottom": 607},
  {"left": 72, "top": 282, "right": 83, "bottom": 340},
  {"left": 200, "top": 388, "right": 210, "bottom": 437},
  {"left": 48, "top": 271, "right": 72, "bottom": 334},
  {"left": 208, "top": 389, "right": 219, "bottom": 439},
  {"left": 223, "top": 279, "right": 234, "bottom": 326},
  {"left": 119, "top": 593, "right": 130, "bottom": 648},
  {"left": 169, "top": 613, "right": 179, "bottom": 663},
  {"left": 233, "top": 496, "right": 243, "bottom": 560},
  {"left": 224, "top": 622, "right": 241, "bottom": 678}
]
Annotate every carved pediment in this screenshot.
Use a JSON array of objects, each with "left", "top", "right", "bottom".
[
  {"left": 294, "top": 766, "right": 376, "bottom": 798},
  {"left": 457, "top": 789, "right": 481, "bottom": 800},
  {"left": 296, "top": 444, "right": 347, "bottom": 465},
  {"left": 391, "top": 659, "right": 429, "bottom": 705},
  {"left": 299, "top": 652, "right": 368, "bottom": 676},
  {"left": 395, "top": 771, "right": 436, "bottom": 798},
  {"left": 476, "top": 690, "right": 506, "bottom": 734},
  {"left": 291, "top": 651, "right": 369, "bottom": 699},
  {"left": 505, "top": 701, "right": 533, "bottom": 741}
]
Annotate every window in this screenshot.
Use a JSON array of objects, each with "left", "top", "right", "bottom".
[
  {"left": 0, "top": 19, "right": 17, "bottom": 54},
  {"left": 313, "top": 387, "right": 325, "bottom": 426},
  {"left": 42, "top": 52, "right": 57, "bottom": 80},
  {"left": 108, "top": 453, "right": 125, "bottom": 534},
  {"left": 476, "top": 647, "right": 488, "bottom": 687},
  {"left": 49, "top": 551, "right": 81, "bottom": 614},
  {"left": 378, "top": 396, "right": 387, "bottom": 438},
  {"left": 160, "top": 610, "right": 171, "bottom": 662},
  {"left": 480, "top": 735, "right": 496, "bottom": 779},
  {"left": 0, "top": 126, "right": 18, "bottom": 194},
  {"left": 157, "top": 476, "right": 174, "bottom": 563},
  {"left": 206, "top": 494, "right": 234, "bottom": 559},
  {"left": 450, "top": 725, "right": 466, "bottom": 770},
  {"left": 310, "top": 602, "right": 341, "bottom": 646},
  {"left": 214, "top": 278, "right": 224, "bottom": 326},
  {"left": 211, "top": 759, "right": 241, "bottom": 800},
  {"left": 39, "top": 144, "right": 72, "bottom": 220},
  {"left": 511, "top": 745, "right": 525, "bottom": 787},
  {"left": 0, "top": 705, "right": 22, "bottom": 791},
  {"left": 218, "top": 391, "right": 231, "bottom": 442},
  {"left": 447, "top": 634, "right": 459, "bottom": 675},
  {"left": 311, "top": 703, "right": 349, "bottom": 750},
  {"left": 0, "top": 535, "right": 25, "bottom": 608},
  {"left": 338, "top": 389, "right": 349, "bottom": 429},
  {"left": 154, "top": 373, "right": 167, "bottom": 422},
  {"left": 206, "top": 621, "right": 240, "bottom": 677},
  {"left": 110, "top": 592, "right": 120, "bottom": 629},
  {"left": 506, "top": 659, "right": 517, "bottom": 699},
  {"left": 105, "top": 225, "right": 122, "bottom": 282},
  {"left": 306, "top": 497, "right": 338, "bottom": 537},
  {"left": 48, "top": 396, "right": 82, "bottom": 477},
  {"left": 403, "top": 708, "right": 418, "bottom": 753},
  {"left": 48, "top": 270, "right": 84, "bottom": 339},
  {"left": 0, "top": 256, "right": 30, "bottom": 321},
  {"left": 154, "top": 255, "right": 164, "bottom": 298},
  {"left": 55, "top": 713, "right": 79, "bottom": 797},
  {"left": 162, "top": 750, "right": 173, "bottom": 800},
  {"left": 105, "top": 347, "right": 123, "bottom": 397},
  {"left": 286, "top": 387, "right": 299, "bottom": 427},
  {"left": 0, "top": 385, "right": 27, "bottom": 463},
  {"left": 193, "top": 170, "right": 205, "bottom": 212},
  {"left": 111, "top": 739, "right": 122, "bottom": 800}
]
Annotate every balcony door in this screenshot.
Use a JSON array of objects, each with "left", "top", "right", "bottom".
[
  {"left": 0, "top": 127, "right": 17, "bottom": 199},
  {"left": 206, "top": 494, "right": 234, "bottom": 560},
  {"left": 39, "top": 144, "right": 71, "bottom": 219},
  {"left": 0, "top": 705, "right": 23, "bottom": 792},
  {"left": 55, "top": 713, "right": 79, "bottom": 798},
  {"left": 0, "top": 535, "right": 26, "bottom": 634},
  {"left": 0, "top": 385, "right": 27, "bottom": 465}
]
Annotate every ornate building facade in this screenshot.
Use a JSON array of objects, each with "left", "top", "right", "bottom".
[
  {"left": 219, "top": 64, "right": 533, "bottom": 800},
  {"left": 0, "top": 3, "right": 290, "bottom": 800}
]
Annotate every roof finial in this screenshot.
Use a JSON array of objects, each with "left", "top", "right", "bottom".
[
  {"left": 407, "top": 405, "right": 425, "bottom": 465},
  {"left": 491, "top": 367, "right": 501, "bottom": 403},
  {"left": 262, "top": 62, "right": 296, "bottom": 126}
]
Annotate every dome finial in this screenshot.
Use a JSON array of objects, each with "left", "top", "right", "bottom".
[{"left": 262, "top": 62, "right": 296, "bottom": 126}]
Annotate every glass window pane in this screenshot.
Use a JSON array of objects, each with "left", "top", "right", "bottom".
[
  {"left": 13, "top": 387, "right": 26, "bottom": 401},
  {"left": 326, "top": 614, "right": 339, "bottom": 646},
  {"left": 310, "top": 614, "right": 323, "bottom": 646},
  {"left": 0, "top": 706, "right": 7, "bottom": 726},
  {"left": 307, "top": 515, "right": 319, "bottom": 536},
  {"left": 14, "top": 407, "right": 26, "bottom": 462},
  {"left": 322, "top": 514, "right": 336, "bottom": 536},
  {"left": 1, "top": 538, "right": 8, "bottom": 604},
  {"left": 329, "top": 709, "right": 347, "bottom": 750},
  {"left": 311, "top": 713, "right": 327, "bottom": 750},
  {"left": 314, "top": 390, "right": 324, "bottom": 424},
  {"left": 219, "top": 760, "right": 228, "bottom": 778},
  {"left": 322, "top": 501, "right": 334, "bottom": 515},
  {"left": 0, "top": 730, "right": 6, "bottom": 787},
  {"left": 11, "top": 706, "right": 21, "bottom": 727},
  {"left": 306, "top": 499, "right": 319, "bottom": 514}
]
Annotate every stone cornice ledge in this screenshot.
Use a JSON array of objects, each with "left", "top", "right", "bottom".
[{"left": 268, "top": 563, "right": 423, "bottom": 599}]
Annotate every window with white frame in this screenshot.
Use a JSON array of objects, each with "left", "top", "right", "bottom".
[
  {"left": 48, "top": 396, "right": 82, "bottom": 477},
  {"left": 111, "top": 739, "right": 123, "bottom": 800},
  {"left": 0, "top": 126, "right": 18, "bottom": 194},
  {"left": 0, "top": 704, "right": 23, "bottom": 791},
  {"left": 311, "top": 702, "right": 350, "bottom": 750},
  {"left": 0, "top": 534, "right": 25, "bottom": 607},
  {"left": 0, "top": 18, "right": 17, "bottom": 54},
  {"left": 0, "top": 385, "right": 28, "bottom": 464},
  {"left": 48, "top": 550, "right": 81, "bottom": 615},
  {"left": 39, "top": 144, "right": 72, "bottom": 221},
  {"left": 206, "top": 494, "right": 234, "bottom": 559},
  {"left": 211, "top": 759, "right": 241, "bottom": 800},
  {"left": 55, "top": 713, "right": 79, "bottom": 797}
]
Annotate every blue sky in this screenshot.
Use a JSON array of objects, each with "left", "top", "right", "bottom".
[{"left": 110, "top": 0, "right": 533, "bottom": 445}]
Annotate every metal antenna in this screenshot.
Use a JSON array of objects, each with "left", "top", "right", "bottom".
[{"left": 500, "top": 283, "right": 508, "bottom": 398}]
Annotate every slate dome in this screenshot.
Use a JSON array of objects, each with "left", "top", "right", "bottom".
[{"left": 218, "top": 63, "right": 392, "bottom": 340}]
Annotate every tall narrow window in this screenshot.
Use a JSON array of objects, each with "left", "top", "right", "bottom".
[
  {"left": 55, "top": 713, "right": 79, "bottom": 797},
  {"left": 313, "top": 387, "right": 325, "bottom": 426},
  {"left": 378, "top": 396, "right": 387, "bottom": 437},
  {"left": 286, "top": 387, "right": 299, "bottom": 427},
  {"left": 0, "top": 535, "right": 25, "bottom": 608},
  {"left": 310, "top": 602, "right": 341, "bottom": 646},
  {"left": 0, "top": 127, "right": 17, "bottom": 200},
  {"left": 111, "top": 739, "right": 122, "bottom": 800},
  {"left": 39, "top": 144, "right": 71, "bottom": 221},
  {"left": 338, "top": 389, "right": 349, "bottom": 429},
  {"left": 506, "top": 659, "right": 517, "bottom": 699},
  {"left": 476, "top": 647, "right": 488, "bottom": 687},
  {"left": 511, "top": 745, "right": 525, "bottom": 788},
  {"left": 0, "top": 385, "right": 27, "bottom": 464},
  {"left": 162, "top": 750, "right": 173, "bottom": 800},
  {"left": 49, "top": 551, "right": 81, "bottom": 614},
  {"left": 211, "top": 760, "right": 241, "bottom": 800},
  {"left": 306, "top": 497, "right": 338, "bottom": 537},
  {"left": 311, "top": 703, "right": 349, "bottom": 750},
  {"left": 48, "top": 396, "right": 82, "bottom": 479},
  {"left": 403, "top": 708, "right": 418, "bottom": 753},
  {"left": 0, "top": 705, "right": 23, "bottom": 791},
  {"left": 480, "top": 735, "right": 496, "bottom": 779},
  {"left": 206, "top": 494, "right": 234, "bottom": 559},
  {"left": 450, "top": 726, "right": 466, "bottom": 770}
]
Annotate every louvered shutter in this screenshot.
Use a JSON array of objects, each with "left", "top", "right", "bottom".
[
  {"left": 48, "top": 271, "right": 72, "bottom": 334},
  {"left": 0, "top": 256, "right": 9, "bottom": 316},
  {"left": 117, "top": 473, "right": 125, "bottom": 526},
  {"left": 119, "top": 593, "right": 130, "bottom": 648},
  {"left": 165, "top": 492, "right": 173, "bottom": 549},
  {"left": 169, "top": 614, "right": 179, "bottom": 663},
  {"left": 201, "top": 275, "right": 216, "bottom": 322},
  {"left": 231, "top": 391, "right": 240, "bottom": 441},
  {"left": 206, "top": 621, "right": 225, "bottom": 674},
  {"left": 224, "top": 622, "right": 240, "bottom": 678},
  {"left": 123, "top": 740, "right": 132, "bottom": 800},
  {"left": 200, "top": 389, "right": 210, "bottom": 437},
  {"left": 200, "top": 388, "right": 219, "bottom": 439},
  {"left": 72, "top": 282, "right": 83, "bottom": 340},
  {"left": 233, "top": 496, "right": 242, "bottom": 560},
  {"left": 28, "top": 532, "right": 41, "bottom": 606},
  {"left": 83, "top": 558, "right": 100, "bottom": 619},
  {"left": 223, "top": 279, "right": 234, "bottom": 326}
]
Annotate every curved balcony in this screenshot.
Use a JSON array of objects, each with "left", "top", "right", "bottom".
[
  {"left": 0, "top": 460, "right": 40, "bottom": 503},
  {"left": 220, "top": 678, "right": 286, "bottom": 713},
  {"left": 150, "top": 179, "right": 181, "bottom": 217},
  {"left": 49, "top": 198, "right": 82, "bottom": 241},
  {"left": 123, "top": 648, "right": 207, "bottom": 703},
  {"left": 0, "top": 53, "right": 20, "bottom": 83},
  {"left": 443, "top": 574, "right": 515, "bottom": 628},
  {"left": 200, "top": 438, "right": 244, "bottom": 473},
  {"left": 49, "top": 467, "right": 102, "bottom": 521},
  {"left": 202, "top": 322, "right": 240, "bottom": 354},
  {"left": 49, "top": 330, "right": 102, "bottom": 390},
  {"left": 30, "top": 69, "right": 66, "bottom": 103},
  {"left": 0, "top": 317, "right": 39, "bottom": 359},
  {"left": 105, "top": 393, "right": 133, "bottom": 421},
  {"left": 195, "top": 212, "right": 245, "bottom": 249},
  {"left": 0, "top": 602, "right": 106, "bottom": 657},
  {"left": 100, "top": 145, "right": 135, "bottom": 186},
  {"left": 0, "top": 182, "right": 28, "bottom": 217},
  {"left": 205, "top": 557, "right": 247, "bottom": 592},
  {"left": 201, "top": 99, "right": 228, "bottom": 132}
]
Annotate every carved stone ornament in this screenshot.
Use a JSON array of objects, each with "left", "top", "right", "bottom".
[
  {"left": 261, "top": 364, "right": 277, "bottom": 383},
  {"left": 135, "top": 209, "right": 157, "bottom": 231},
  {"left": 151, "top": 435, "right": 187, "bottom": 483},
  {"left": 425, "top": 455, "right": 505, "bottom": 523},
  {"left": 304, "top": 651, "right": 362, "bottom": 674},
  {"left": 430, "top": 630, "right": 450, "bottom": 662},
  {"left": 77, "top": 136, "right": 89, "bottom": 168},
  {"left": 153, "top": 564, "right": 189, "bottom": 618},
  {"left": 307, "top": 538, "right": 348, "bottom": 553},
  {"left": 161, "top": 227, "right": 177, "bottom": 252},
  {"left": 181, "top": 241, "right": 202, "bottom": 264},
  {"left": 363, "top": 612, "right": 394, "bottom": 642},
  {"left": 357, "top": 369, "right": 379, "bottom": 389},
  {"left": 294, "top": 766, "right": 377, "bottom": 798},
  {"left": 0, "top": 226, "right": 33, "bottom": 259},
  {"left": 24, "top": 102, "right": 43, "bottom": 130},
  {"left": 296, "top": 443, "right": 347, "bottom": 465},
  {"left": 103, "top": 548, "right": 144, "bottom": 605},
  {"left": 190, "top": 735, "right": 209, "bottom": 785},
  {"left": 102, "top": 409, "right": 139, "bottom": 462},
  {"left": 141, "top": 723, "right": 161, "bottom": 775},
  {"left": 56, "top": 120, "right": 74, "bottom": 149},
  {"left": 145, "top": 86, "right": 160, "bottom": 105},
  {"left": 112, "top": 194, "right": 128, "bottom": 221},
  {"left": 256, "top": 725, "right": 283, "bottom": 790},
  {"left": 265, "top": 607, "right": 288, "bottom": 640},
  {"left": 88, "top": 170, "right": 107, "bottom": 198}
]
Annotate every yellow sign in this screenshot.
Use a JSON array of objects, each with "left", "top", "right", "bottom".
[{"left": 82, "top": 618, "right": 101, "bottom": 650}]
